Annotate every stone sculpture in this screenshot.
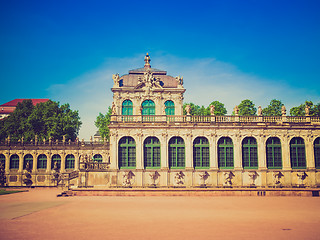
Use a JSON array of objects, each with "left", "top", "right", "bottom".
[
  {"left": 174, "top": 171, "right": 185, "bottom": 185},
  {"left": 248, "top": 171, "right": 259, "bottom": 186},
  {"left": 210, "top": 105, "right": 215, "bottom": 116},
  {"left": 224, "top": 171, "right": 235, "bottom": 187},
  {"left": 123, "top": 171, "right": 135, "bottom": 187}
]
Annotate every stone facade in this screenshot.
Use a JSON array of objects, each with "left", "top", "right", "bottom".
[{"left": 1, "top": 54, "right": 320, "bottom": 189}]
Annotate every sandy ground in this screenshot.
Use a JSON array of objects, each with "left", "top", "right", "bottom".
[{"left": 0, "top": 188, "right": 320, "bottom": 240}]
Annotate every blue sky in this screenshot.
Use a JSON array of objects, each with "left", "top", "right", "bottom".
[{"left": 1, "top": 0, "right": 319, "bottom": 139}]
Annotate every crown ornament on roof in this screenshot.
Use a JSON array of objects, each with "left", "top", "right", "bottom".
[{"left": 144, "top": 53, "right": 151, "bottom": 68}]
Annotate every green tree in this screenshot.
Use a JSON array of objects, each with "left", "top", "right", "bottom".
[
  {"left": 95, "top": 106, "right": 112, "bottom": 140},
  {"left": 207, "top": 101, "right": 227, "bottom": 116},
  {"left": 290, "top": 101, "right": 315, "bottom": 116},
  {"left": 238, "top": 99, "right": 257, "bottom": 116},
  {"left": 262, "top": 99, "right": 284, "bottom": 116},
  {"left": 0, "top": 100, "right": 81, "bottom": 141}
]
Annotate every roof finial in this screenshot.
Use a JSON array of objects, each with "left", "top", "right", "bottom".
[{"left": 144, "top": 53, "right": 151, "bottom": 68}]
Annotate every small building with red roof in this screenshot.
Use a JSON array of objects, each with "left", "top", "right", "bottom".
[{"left": 0, "top": 99, "right": 49, "bottom": 119}]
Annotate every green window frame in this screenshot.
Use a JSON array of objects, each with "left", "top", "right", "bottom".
[
  {"left": 266, "top": 137, "right": 282, "bottom": 169},
  {"left": 165, "top": 100, "right": 175, "bottom": 115},
  {"left": 0, "top": 154, "right": 5, "bottom": 169},
  {"left": 314, "top": 137, "right": 320, "bottom": 169},
  {"left": 218, "top": 137, "right": 234, "bottom": 169},
  {"left": 144, "top": 137, "right": 161, "bottom": 169},
  {"left": 290, "top": 137, "right": 306, "bottom": 169},
  {"left": 37, "top": 154, "right": 47, "bottom": 169},
  {"left": 51, "top": 154, "right": 61, "bottom": 169},
  {"left": 23, "top": 154, "right": 33, "bottom": 170},
  {"left": 169, "top": 137, "right": 185, "bottom": 169},
  {"left": 122, "top": 100, "right": 133, "bottom": 115},
  {"left": 66, "top": 154, "right": 75, "bottom": 169},
  {"left": 119, "top": 137, "right": 136, "bottom": 169},
  {"left": 10, "top": 154, "right": 19, "bottom": 169},
  {"left": 93, "top": 154, "right": 103, "bottom": 162},
  {"left": 242, "top": 137, "right": 258, "bottom": 169},
  {"left": 142, "top": 100, "right": 155, "bottom": 115},
  {"left": 193, "top": 137, "right": 210, "bottom": 169}
]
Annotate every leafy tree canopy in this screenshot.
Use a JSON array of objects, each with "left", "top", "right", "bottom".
[
  {"left": 95, "top": 106, "right": 112, "bottom": 140},
  {"left": 207, "top": 101, "right": 227, "bottom": 116},
  {"left": 0, "top": 100, "right": 81, "bottom": 141},
  {"left": 290, "top": 101, "right": 320, "bottom": 116},
  {"left": 262, "top": 99, "right": 284, "bottom": 116},
  {"left": 238, "top": 99, "right": 257, "bottom": 116}
]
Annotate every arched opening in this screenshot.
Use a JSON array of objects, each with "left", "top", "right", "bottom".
[
  {"left": 119, "top": 137, "right": 136, "bottom": 169},
  {"left": 169, "top": 137, "right": 185, "bottom": 169},
  {"left": 193, "top": 137, "right": 209, "bottom": 169},
  {"left": 218, "top": 137, "right": 234, "bottom": 169},
  {"left": 290, "top": 137, "right": 306, "bottom": 169},
  {"left": 242, "top": 137, "right": 258, "bottom": 169},
  {"left": 144, "top": 137, "right": 161, "bottom": 168},
  {"left": 266, "top": 137, "right": 282, "bottom": 169}
]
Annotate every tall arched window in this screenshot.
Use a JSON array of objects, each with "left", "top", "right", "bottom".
[
  {"left": 218, "top": 137, "right": 234, "bottom": 169},
  {"left": 66, "top": 154, "right": 75, "bottom": 169},
  {"left": 23, "top": 154, "right": 33, "bottom": 170},
  {"left": 142, "top": 100, "right": 155, "bottom": 115},
  {"left": 314, "top": 137, "right": 320, "bottom": 169},
  {"left": 290, "top": 137, "right": 306, "bottom": 169},
  {"left": 169, "top": 137, "right": 185, "bottom": 169},
  {"left": 93, "top": 154, "right": 103, "bottom": 162},
  {"left": 10, "top": 154, "right": 19, "bottom": 169},
  {"left": 193, "top": 137, "right": 210, "bottom": 169},
  {"left": 37, "top": 154, "right": 47, "bottom": 169},
  {"left": 266, "top": 137, "right": 282, "bottom": 169},
  {"left": 51, "top": 154, "right": 61, "bottom": 169},
  {"left": 242, "top": 137, "right": 258, "bottom": 169},
  {"left": 0, "top": 154, "right": 5, "bottom": 169},
  {"left": 119, "top": 137, "right": 136, "bottom": 169},
  {"left": 122, "top": 100, "right": 133, "bottom": 115},
  {"left": 165, "top": 100, "right": 175, "bottom": 115},
  {"left": 144, "top": 137, "right": 161, "bottom": 168}
]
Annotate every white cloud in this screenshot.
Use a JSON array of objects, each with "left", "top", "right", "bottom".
[{"left": 47, "top": 53, "right": 320, "bottom": 140}]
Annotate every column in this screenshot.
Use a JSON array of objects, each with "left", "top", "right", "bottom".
[
  {"left": 160, "top": 133, "right": 168, "bottom": 170},
  {"left": 185, "top": 134, "right": 193, "bottom": 170},
  {"left": 257, "top": 136, "right": 267, "bottom": 170},
  {"left": 18, "top": 152, "right": 23, "bottom": 173},
  {"left": 233, "top": 136, "right": 242, "bottom": 170},
  {"left": 46, "top": 153, "right": 52, "bottom": 173},
  {"left": 305, "top": 137, "right": 315, "bottom": 170},
  {"left": 136, "top": 134, "right": 143, "bottom": 170},
  {"left": 209, "top": 135, "right": 218, "bottom": 170},
  {"left": 61, "top": 154, "right": 66, "bottom": 173},
  {"left": 281, "top": 136, "right": 291, "bottom": 170},
  {"left": 32, "top": 153, "right": 38, "bottom": 172},
  {"left": 74, "top": 153, "right": 80, "bottom": 171},
  {"left": 109, "top": 133, "right": 118, "bottom": 170},
  {"left": 5, "top": 153, "right": 10, "bottom": 174}
]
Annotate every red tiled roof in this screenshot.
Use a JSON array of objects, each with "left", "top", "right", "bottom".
[{"left": 0, "top": 99, "right": 50, "bottom": 107}]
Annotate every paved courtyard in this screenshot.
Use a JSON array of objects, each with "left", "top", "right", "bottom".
[{"left": 0, "top": 188, "right": 320, "bottom": 240}]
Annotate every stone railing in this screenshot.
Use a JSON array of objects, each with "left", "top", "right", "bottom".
[
  {"left": 0, "top": 139, "right": 109, "bottom": 147},
  {"left": 111, "top": 115, "right": 320, "bottom": 124}
]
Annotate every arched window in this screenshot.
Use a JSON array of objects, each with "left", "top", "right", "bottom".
[
  {"left": 242, "top": 137, "right": 258, "bottom": 169},
  {"left": 119, "top": 137, "right": 136, "bottom": 169},
  {"left": 144, "top": 137, "right": 161, "bottom": 168},
  {"left": 314, "top": 137, "right": 320, "bottom": 169},
  {"left": 266, "top": 137, "right": 282, "bottom": 169},
  {"left": 66, "top": 154, "right": 75, "bottom": 169},
  {"left": 290, "top": 137, "right": 306, "bottom": 169},
  {"left": 165, "top": 100, "right": 175, "bottom": 115},
  {"left": 122, "top": 100, "right": 133, "bottom": 115},
  {"left": 23, "top": 154, "right": 33, "bottom": 170},
  {"left": 218, "top": 137, "right": 234, "bottom": 169},
  {"left": 142, "top": 100, "right": 155, "bottom": 115},
  {"left": 37, "top": 154, "right": 47, "bottom": 169},
  {"left": 93, "top": 154, "right": 103, "bottom": 162},
  {"left": 193, "top": 137, "right": 210, "bottom": 169},
  {"left": 10, "top": 155, "right": 19, "bottom": 169},
  {"left": 0, "top": 154, "right": 5, "bottom": 169},
  {"left": 51, "top": 154, "right": 61, "bottom": 169},
  {"left": 169, "top": 137, "right": 185, "bottom": 169}
]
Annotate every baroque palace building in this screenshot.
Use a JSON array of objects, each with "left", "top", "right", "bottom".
[{"left": 1, "top": 53, "right": 320, "bottom": 189}]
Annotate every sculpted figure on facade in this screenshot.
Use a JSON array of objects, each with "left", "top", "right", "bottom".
[
  {"left": 210, "top": 105, "right": 215, "bottom": 116},
  {"left": 149, "top": 171, "right": 160, "bottom": 186},
  {"left": 174, "top": 171, "right": 185, "bottom": 185},
  {"left": 123, "top": 171, "right": 135, "bottom": 187},
  {"left": 112, "top": 73, "right": 120, "bottom": 88},
  {"left": 176, "top": 76, "right": 184, "bottom": 88},
  {"left": 281, "top": 105, "right": 286, "bottom": 116},
  {"left": 258, "top": 106, "right": 262, "bottom": 116},
  {"left": 297, "top": 171, "right": 308, "bottom": 186},
  {"left": 305, "top": 105, "right": 310, "bottom": 116},
  {"left": 234, "top": 105, "right": 239, "bottom": 116},
  {"left": 273, "top": 171, "right": 283, "bottom": 187},
  {"left": 248, "top": 171, "right": 259, "bottom": 186},
  {"left": 111, "top": 102, "right": 117, "bottom": 115},
  {"left": 224, "top": 171, "right": 234, "bottom": 187},
  {"left": 185, "top": 104, "right": 191, "bottom": 115},
  {"left": 199, "top": 171, "right": 209, "bottom": 186}
]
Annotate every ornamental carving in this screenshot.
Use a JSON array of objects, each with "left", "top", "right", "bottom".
[{"left": 135, "top": 70, "right": 163, "bottom": 93}]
